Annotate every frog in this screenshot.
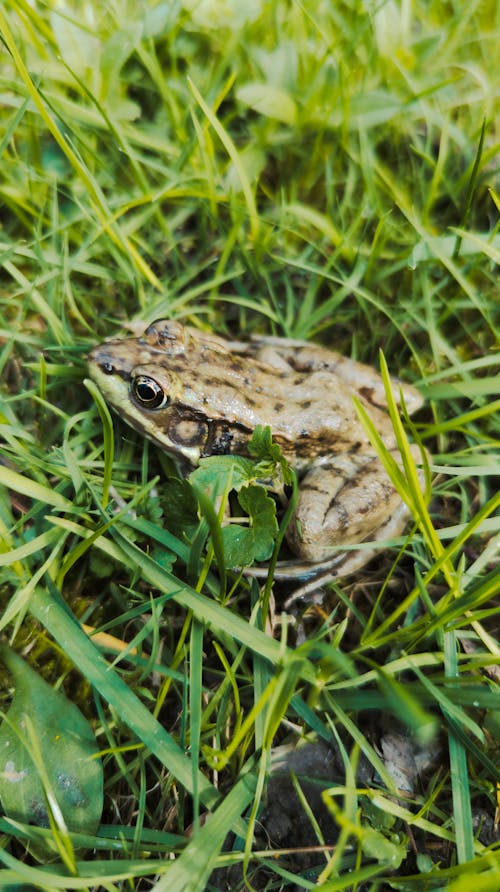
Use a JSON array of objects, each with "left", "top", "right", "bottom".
[{"left": 88, "top": 318, "right": 427, "bottom": 576}]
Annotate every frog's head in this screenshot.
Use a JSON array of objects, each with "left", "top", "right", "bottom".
[{"left": 88, "top": 320, "right": 241, "bottom": 464}]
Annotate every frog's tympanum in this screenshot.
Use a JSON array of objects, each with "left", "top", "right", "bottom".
[{"left": 89, "top": 319, "right": 427, "bottom": 575}]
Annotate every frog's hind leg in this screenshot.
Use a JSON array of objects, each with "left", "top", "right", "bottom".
[{"left": 287, "top": 447, "right": 425, "bottom": 569}]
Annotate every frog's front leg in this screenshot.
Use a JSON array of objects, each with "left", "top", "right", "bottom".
[{"left": 287, "top": 448, "right": 424, "bottom": 568}]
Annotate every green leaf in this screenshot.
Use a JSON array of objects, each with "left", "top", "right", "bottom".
[
  {"left": 50, "top": 10, "right": 101, "bottom": 78},
  {"left": 0, "top": 646, "right": 103, "bottom": 840},
  {"left": 222, "top": 485, "right": 278, "bottom": 567},
  {"left": 189, "top": 454, "right": 255, "bottom": 496},
  {"left": 248, "top": 425, "right": 294, "bottom": 487},
  {"left": 189, "top": 426, "right": 292, "bottom": 497},
  {"left": 187, "top": 427, "right": 288, "bottom": 568},
  {"left": 159, "top": 476, "right": 200, "bottom": 540},
  {"left": 100, "top": 25, "right": 140, "bottom": 83},
  {"left": 236, "top": 82, "right": 297, "bottom": 125}
]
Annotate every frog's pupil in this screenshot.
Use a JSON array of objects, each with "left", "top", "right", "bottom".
[{"left": 133, "top": 376, "right": 166, "bottom": 409}]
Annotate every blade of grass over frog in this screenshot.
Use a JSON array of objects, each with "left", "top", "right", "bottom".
[
  {"left": 28, "top": 585, "right": 220, "bottom": 810},
  {"left": 0, "top": 10, "right": 162, "bottom": 292},
  {"left": 355, "top": 353, "right": 458, "bottom": 591},
  {"left": 85, "top": 379, "right": 114, "bottom": 508},
  {"left": 0, "top": 465, "right": 73, "bottom": 510},
  {"left": 188, "top": 77, "right": 259, "bottom": 240},
  {"left": 149, "top": 758, "right": 258, "bottom": 892},
  {"left": 110, "top": 526, "right": 309, "bottom": 672}
]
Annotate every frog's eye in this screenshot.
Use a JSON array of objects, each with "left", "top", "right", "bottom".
[{"left": 132, "top": 375, "right": 169, "bottom": 410}]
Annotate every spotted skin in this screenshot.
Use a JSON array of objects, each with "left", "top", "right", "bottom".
[{"left": 88, "top": 319, "right": 427, "bottom": 567}]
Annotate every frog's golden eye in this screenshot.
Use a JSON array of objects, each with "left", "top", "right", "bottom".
[{"left": 132, "top": 375, "right": 169, "bottom": 410}]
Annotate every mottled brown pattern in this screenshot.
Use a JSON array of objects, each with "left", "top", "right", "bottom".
[{"left": 88, "top": 319, "right": 427, "bottom": 567}]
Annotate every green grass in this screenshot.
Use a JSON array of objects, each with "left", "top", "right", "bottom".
[{"left": 0, "top": 0, "right": 499, "bottom": 889}]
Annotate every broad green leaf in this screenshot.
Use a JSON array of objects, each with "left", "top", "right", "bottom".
[
  {"left": 0, "top": 646, "right": 103, "bottom": 839},
  {"left": 225, "top": 144, "right": 266, "bottom": 193},
  {"left": 50, "top": 11, "right": 101, "bottom": 78},
  {"left": 100, "top": 25, "right": 141, "bottom": 83},
  {"left": 189, "top": 426, "right": 292, "bottom": 496},
  {"left": 189, "top": 455, "right": 255, "bottom": 496},
  {"left": 159, "top": 477, "right": 200, "bottom": 540},
  {"left": 236, "top": 82, "right": 297, "bottom": 125},
  {"left": 187, "top": 428, "right": 287, "bottom": 567},
  {"left": 222, "top": 485, "right": 278, "bottom": 567},
  {"left": 248, "top": 425, "right": 294, "bottom": 486},
  {"left": 184, "top": 0, "right": 262, "bottom": 29}
]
